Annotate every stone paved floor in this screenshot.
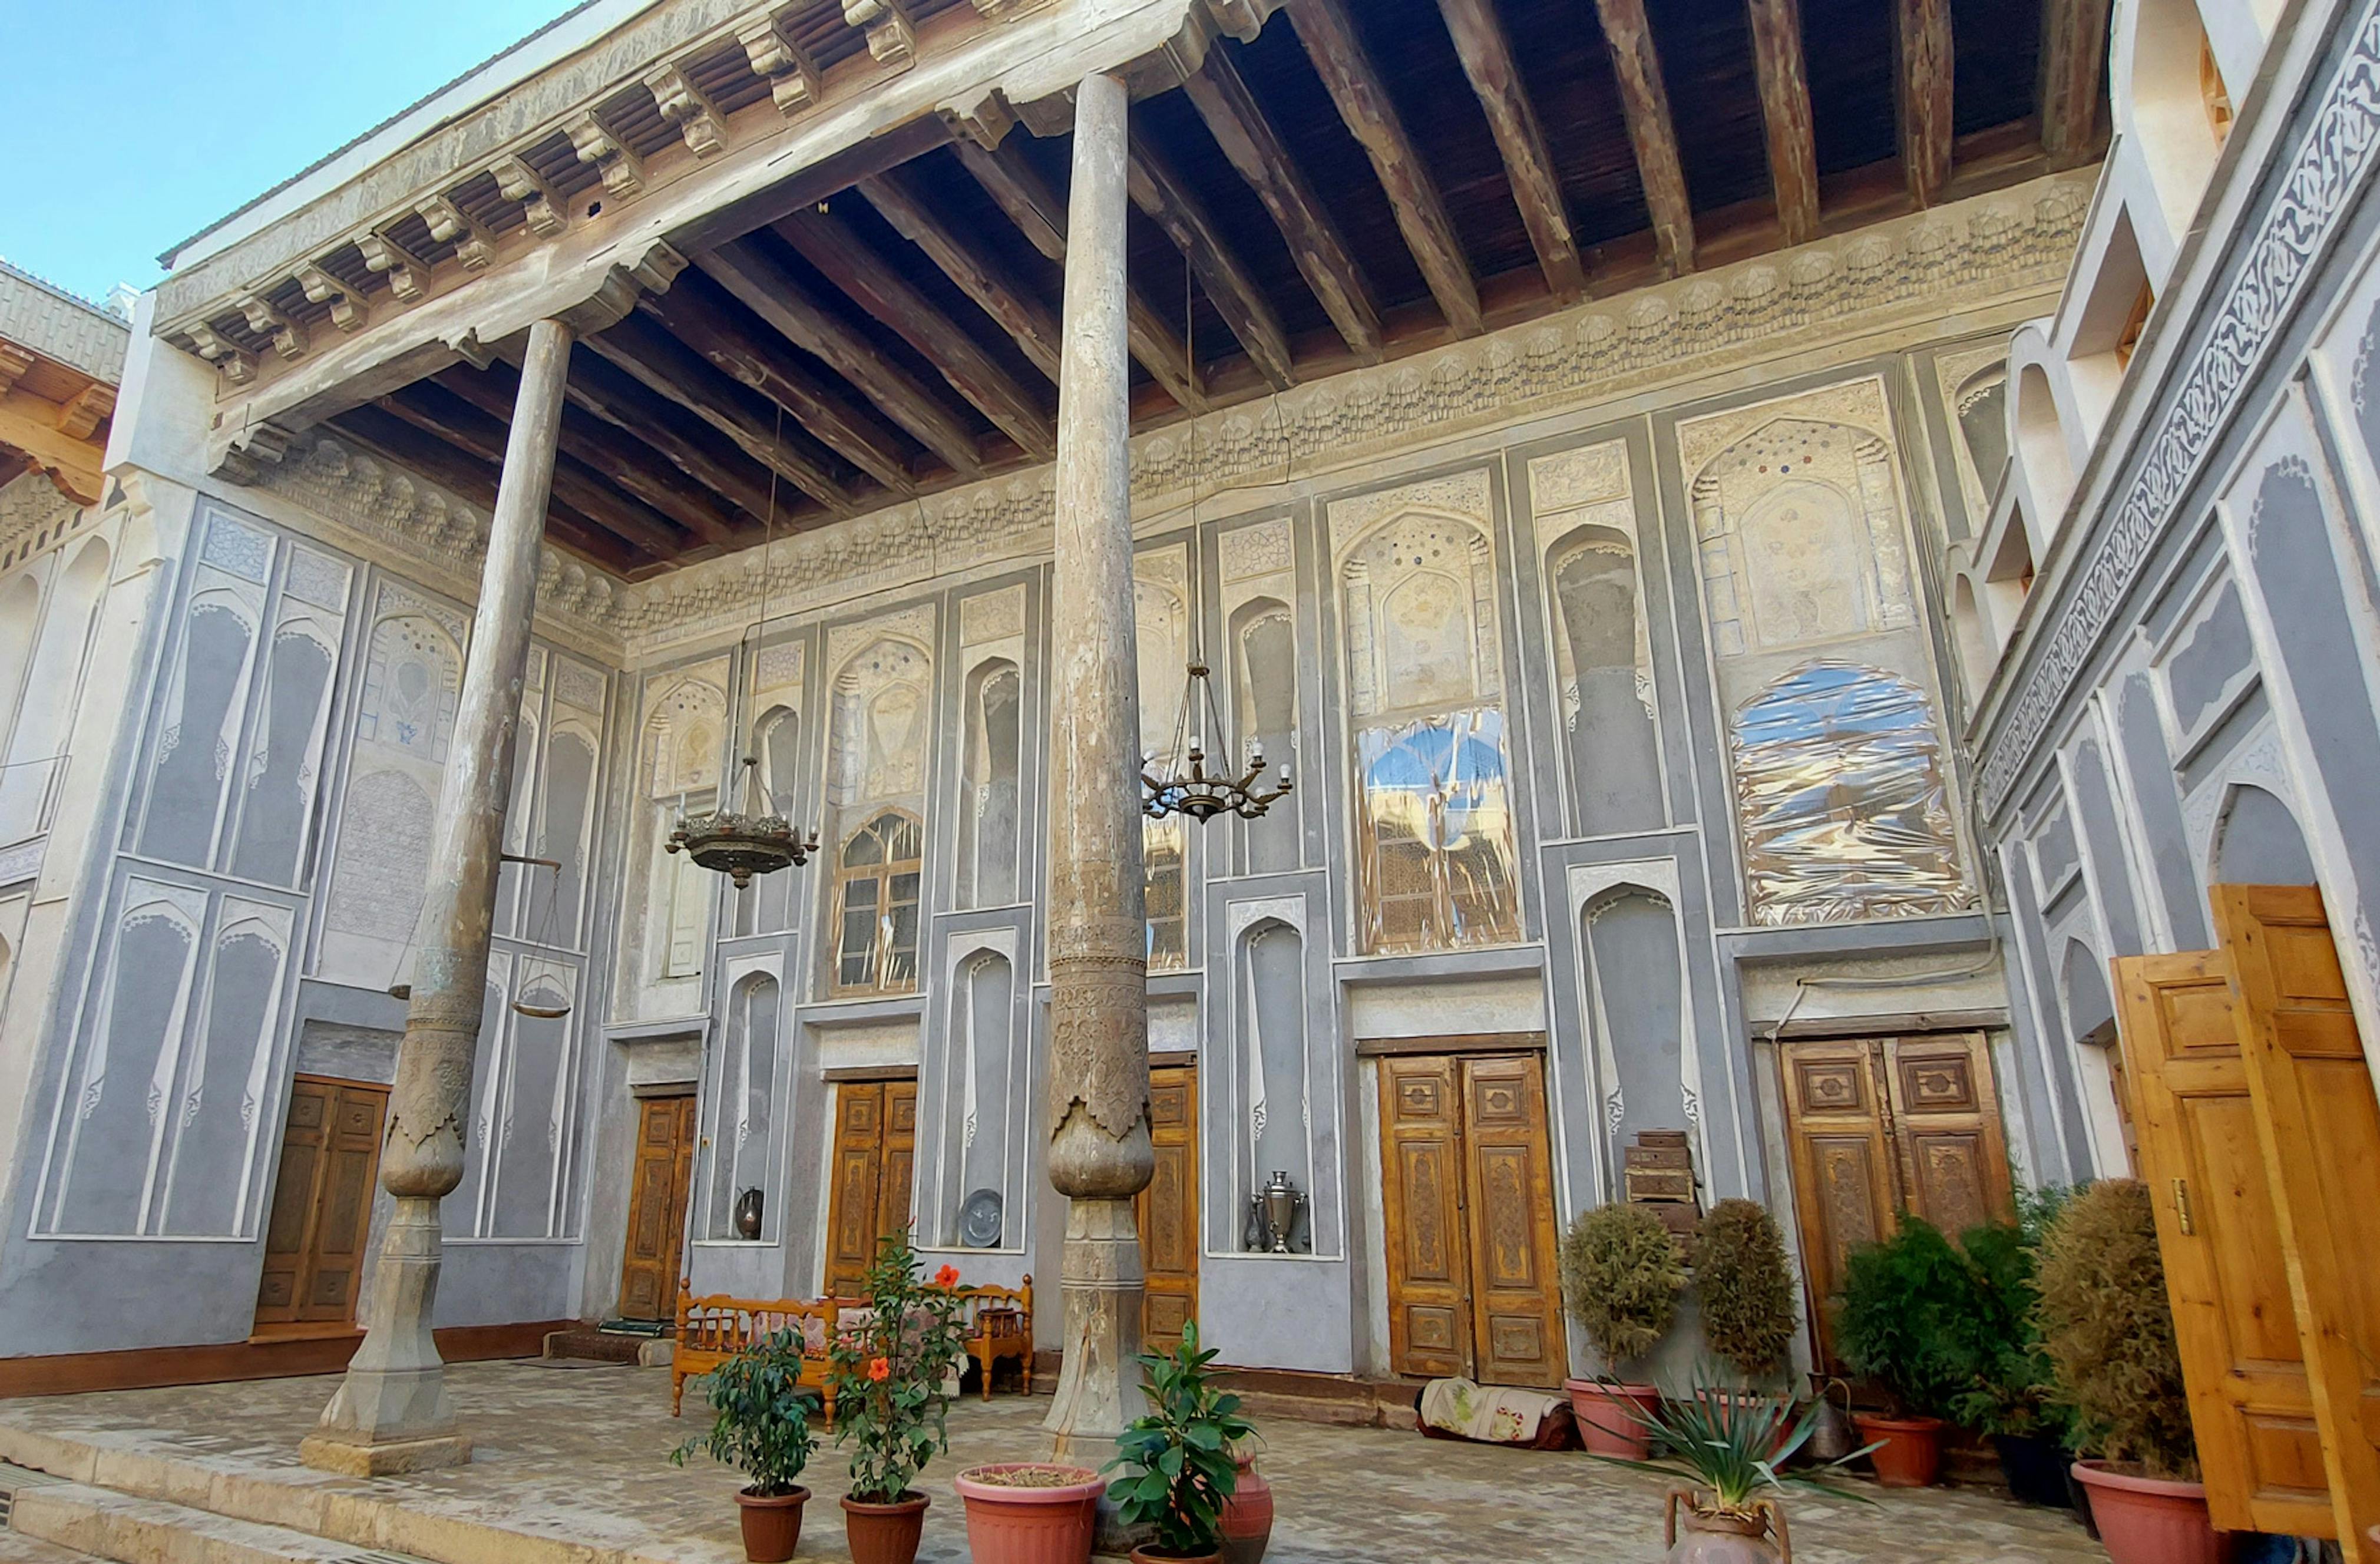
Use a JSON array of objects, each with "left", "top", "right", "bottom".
[{"left": 0, "top": 1361, "right": 2107, "bottom": 1562}]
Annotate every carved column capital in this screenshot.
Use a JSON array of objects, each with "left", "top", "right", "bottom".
[{"left": 557, "top": 240, "right": 688, "bottom": 334}]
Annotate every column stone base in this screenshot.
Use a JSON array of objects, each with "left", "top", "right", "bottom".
[
  {"left": 302, "top": 1196, "right": 470, "bottom": 1476},
  {"left": 1040, "top": 1195, "right": 1151, "bottom": 1458},
  {"left": 297, "top": 1431, "right": 473, "bottom": 1476}
]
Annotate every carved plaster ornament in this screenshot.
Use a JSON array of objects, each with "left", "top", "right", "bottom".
[
  {"left": 844, "top": 0, "right": 916, "bottom": 67},
  {"left": 185, "top": 320, "right": 257, "bottom": 385},
  {"left": 643, "top": 62, "right": 730, "bottom": 158},
  {"left": 293, "top": 262, "right": 366, "bottom": 332},
  {"left": 737, "top": 11, "right": 820, "bottom": 114},
  {"left": 234, "top": 292, "right": 307, "bottom": 361},
  {"left": 490, "top": 154, "right": 567, "bottom": 237},
  {"left": 414, "top": 194, "right": 494, "bottom": 272},
  {"left": 567, "top": 110, "right": 645, "bottom": 198},
  {"left": 356, "top": 231, "right": 431, "bottom": 303}
]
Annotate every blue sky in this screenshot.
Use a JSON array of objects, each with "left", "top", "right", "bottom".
[{"left": 0, "top": 1, "right": 579, "bottom": 306}]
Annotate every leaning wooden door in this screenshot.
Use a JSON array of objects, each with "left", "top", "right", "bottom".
[
  {"left": 1138, "top": 1063, "right": 1199, "bottom": 1354},
  {"left": 2213, "top": 885, "right": 2380, "bottom": 1548},
  {"left": 825, "top": 1079, "right": 920, "bottom": 1298},
  {"left": 254, "top": 1077, "right": 387, "bottom": 1331},
  {"left": 1458, "top": 1055, "right": 1566, "bottom": 1387},
  {"left": 1380, "top": 1054, "right": 1470, "bottom": 1380},
  {"left": 2113, "top": 950, "right": 2330, "bottom": 1536},
  {"left": 616, "top": 1093, "right": 698, "bottom": 1322}
]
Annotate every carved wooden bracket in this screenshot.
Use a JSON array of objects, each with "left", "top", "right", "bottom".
[
  {"left": 415, "top": 194, "right": 495, "bottom": 271},
  {"left": 294, "top": 262, "right": 368, "bottom": 332},
  {"left": 235, "top": 292, "right": 309, "bottom": 360},
  {"left": 844, "top": 0, "right": 917, "bottom": 67},
  {"left": 0, "top": 344, "right": 34, "bottom": 398},
  {"left": 217, "top": 419, "right": 298, "bottom": 486},
  {"left": 738, "top": 10, "right": 821, "bottom": 114},
  {"left": 567, "top": 110, "right": 646, "bottom": 199},
  {"left": 644, "top": 62, "right": 730, "bottom": 158},
  {"left": 186, "top": 321, "right": 257, "bottom": 385},
  {"left": 358, "top": 232, "right": 432, "bottom": 303},
  {"left": 491, "top": 154, "right": 569, "bottom": 237},
  {"left": 54, "top": 382, "right": 115, "bottom": 441},
  {"left": 559, "top": 240, "right": 690, "bottom": 335}
]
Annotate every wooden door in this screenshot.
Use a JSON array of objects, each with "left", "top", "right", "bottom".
[
  {"left": 1459, "top": 1055, "right": 1566, "bottom": 1387},
  {"left": 2113, "top": 950, "right": 2329, "bottom": 1536},
  {"left": 617, "top": 1093, "right": 698, "bottom": 1321},
  {"left": 254, "top": 1077, "right": 386, "bottom": 1331},
  {"left": 2215, "top": 884, "right": 2380, "bottom": 1546},
  {"left": 1381, "top": 1054, "right": 1470, "bottom": 1380},
  {"left": 1137, "top": 1063, "right": 1199, "bottom": 1354},
  {"left": 1780, "top": 1033, "right": 2014, "bottom": 1363},
  {"left": 824, "top": 1079, "right": 919, "bottom": 1298}
]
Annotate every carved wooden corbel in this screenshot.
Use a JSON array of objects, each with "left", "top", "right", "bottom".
[
  {"left": 940, "top": 86, "right": 1016, "bottom": 150},
  {"left": 54, "top": 382, "right": 115, "bottom": 441},
  {"left": 490, "top": 154, "right": 569, "bottom": 237},
  {"left": 558, "top": 240, "right": 689, "bottom": 334},
  {"left": 294, "top": 262, "right": 367, "bottom": 332},
  {"left": 844, "top": 0, "right": 917, "bottom": 67},
  {"left": 567, "top": 111, "right": 646, "bottom": 199},
  {"left": 358, "top": 232, "right": 433, "bottom": 303},
  {"left": 415, "top": 194, "right": 496, "bottom": 271},
  {"left": 187, "top": 321, "right": 258, "bottom": 385},
  {"left": 643, "top": 62, "right": 730, "bottom": 157},
  {"left": 0, "top": 344, "right": 34, "bottom": 398},
  {"left": 233, "top": 292, "right": 308, "bottom": 360},
  {"left": 738, "top": 10, "right": 821, "bottom": 114},
  {"left": 216, "top": 420, "right": 298, "bottom": 486}
]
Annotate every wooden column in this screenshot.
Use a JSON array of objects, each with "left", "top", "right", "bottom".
[
  {"left": 1040, "top": 68, "right": 1155, "bottom": 1460},
  {"left": 300, "top": 317, "right": 573, "bottom": 1476}
]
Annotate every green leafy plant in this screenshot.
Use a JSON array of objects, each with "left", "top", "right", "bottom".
[
  {"left": 1694, "top": 1199, "right": 1799, "bottom": 1383},
  {"left": 827, "top": 1234, "right": 970, "bottom": 1503},
  {"left": 2034, "top": 1179, "right": 2197, "bottom": 1480},
  {"left": 1559, "top": 1202, "right": 1687, "bottom": 1368},
  {"left": 669, "top": 1329, "right": 818, "bottom": 1496},
  {"left": 1949, "top": 1187, "right": 2073, "bottom": 1440},
  {"left": 1599, "top": 1371, "right": 1874, "bottom": 1519},
  {"left": 1833, "top": 1216, "right": 1992, "bottom": 1419},
  {"left": 1104, "top": 1321, "right": 1256, "bottom": 1558}
]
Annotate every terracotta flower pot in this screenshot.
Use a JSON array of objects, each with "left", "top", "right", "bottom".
[
  {"left": 1220, "top": 1451, "right": 1274, "bottom": 1564},
  {"left": 734, "top": 1486, "right": 808, "bottom": 1564},
  {"left": 1851, "top": 1412, "right": 1942, "bottom": 1487},
  {"left": 1664, "top": 1489, "right": 1789, "bottom": 1563},
  {"left": 2069, "top": 1460, "right": 2232, "bottom": 1564},
  {"left": 1564, "top": 1379, "right": 1660, "bottom": 1460},
  {"left": 1129, "top": 1549, "right": 1222, "bottom": 1564},
  {"left": 842, "top": 1490, "right": 930, "bottom": 1564},
  {"left": 954, "top": 1464, "right": 1103, "bottom": 1564}
]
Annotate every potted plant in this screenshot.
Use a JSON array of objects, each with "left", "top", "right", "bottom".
[
  {"left": 669, "top": 1328, "right": 818, "bottom": 1563},
  {"left": 1834, "top": 1217, "right": 1977, "bottom": 1486},
  {"left": 829, "top": 1234, "right": 970, "bottom": 1564},
  {"left": 1559, "top": 1202, "right": 1686, "bottom": 1457},
  {"left": 1105, "top": 1321, "right": 1256, "bottom": 1564},
  {"left": 954, "top": 1462, "right": 1107, "bottom": 1564},
  {"left": 1695, "top": 1199, "right": 1799, "bottom": 1384},
  {"left": 1599, "top": 1374, "right": 1872, "bottom": 1562},
  {"left": 1950, "top": 1190, "right": 2075, "bottom": 1507},
  {"left": 2035, "top": 1180, "right": 2222, "bottom": 1564}
]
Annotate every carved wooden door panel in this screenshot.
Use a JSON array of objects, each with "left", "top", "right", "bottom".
[
  {"left": 1459, "top": 1055, "right": 1566, "bottom": 1387},
  {"left": 881, "top": 1080, "right": 918, "bottom": 1244},
  {"left": 254, "top": 1076, "right": 387, "bottom": 1331},
  {"left": 1888, "top": 1033, "right": 2012, "bottom": 1241},
  {"left": 1138, "top": 1064, "right": 1199, "bottom": 1354},
  {"left": 825, "top": 1079, "right": 921, "bottom": 1298},
  {"left": 2212, "top": 884, "right": 2380, "bottom": 1545},
  {"left": 616, "top": 1093, "right": 697, "bottom": 1322},
  {"left": 1380, "top": 1055, "right": 1470, "bottom": 1380}
]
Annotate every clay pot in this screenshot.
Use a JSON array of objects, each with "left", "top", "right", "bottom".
[
  {"left": 1851, "top": 1413, "right": 1942, "bottom": 1488},
  {"left": 953, "top": 1464, "right": 1103, "bottom": 1564},
  {"left": 842, "top": 1490, "right": 930, "bottom": 1564},
  {"left": 733, "top": 1486, "right": 808, "bottom": 1564},
  {"left": 1129, "top": 1549, "right": 1222, "bottom": 1564},
  {"left": 1564, "top": 1379, "right": 1660, "bottom": 1460},
  {"left": 1220, "top": 1451, "right": 1274, "bottom": 1564},
  {"left": 1664, "top": 1489, "right": 1789, "bottom": 1563},
  {"left": 2069, "top": 1460, "right": 2232, "bottom": 1564},
  {"left": 1989, "top": 1433, "right": 2072, "bottom": 1508}
]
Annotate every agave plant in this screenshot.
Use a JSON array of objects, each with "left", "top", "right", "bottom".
[{"left": 1596, "top": 1371, "right": 1876, "bottom": 1519}]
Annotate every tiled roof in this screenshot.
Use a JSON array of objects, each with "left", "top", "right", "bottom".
[{"left": 0, "top": 259, "right": 128, "bottom": 385}]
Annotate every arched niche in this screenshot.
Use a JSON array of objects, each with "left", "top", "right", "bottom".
[
  {"left": 492, "top": 971, "right": 573, "bottom": 1238},
  {"left": 1229, "top": 597, "right": 1299, "bottom": 874},
  {"left": 1235, "top": 918, "right": 1312, "bottom": 1243},
  {"left": 956, "top": 660, "right": 1022, "bottom": 908},
  {"left": 738, "top": 703, "right": 802, "bottom": 935},
  {"left": 2119, "top": 0, "right": 2227, "bottom": 244},
  {"left": 447, "top": 976, "right": 510, "bottom": 1236},
  {"left": 163, "top": 914, "right": 289, "bottom": 1235},
  {"left": 1953, "top": 366, "right": 2009, "bottom": 494},
  {"left": 229, "top": 623, "right": 338, "bottom": 887},
  {"left": 1544, "top": 523, "right": 1661, "bottom": 835},
  {"left": 643, "top": 675, "right": 727, "bottom": 983},
  {"left": 2014, "top": 361, "right": 2075, "bottom": 520},
  {"left": 944, "top": 947, "right": 1017, "bottom": 1246},
  {"left": 2061, "top": 937, "right": 2118, "bottom": 1047},
  {"left": 1949, "top": 571, "right": 1995, "bottom": 695},
  {"left": 1579, "top": 884, "right": 1689, "bottom": 1164},
  {"left": 707, "top": 970, "right": 782, "bottom": 1241},
  {"left": 531, "top": 723, "right": 600, "bottom": 943},
  {"left": 4, "top": 538, "right": 110, "bottom": 847},
  {"left": 0, "top": 573, "right": 43, "bottom": 753},
  {"left": 2213, "top": 783, "right": 2318, "bottom": 886}
]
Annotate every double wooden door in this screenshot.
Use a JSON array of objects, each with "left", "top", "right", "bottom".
[
  {"left": 1138, "top": 1063, "right": 1199, "bottom": 1354},
  {"left": 824, "top": 1078, "right": 917, "bottom": 1298},
  {"left": 254, "top": 1076, "right": 387, "bottom": 1332},
  {"left": 617, "top": 1092, "right": 698, "bottom": 1322},
  {"left": 1777, "top": 1031, "right": 2013, "bottom": 1363},
  {"left": 2115, "top": 885, "right": 2380, "bottom": 1546},
  {"left": 1378, "top": 1052, "right": 1565, "bottom": 1387}
]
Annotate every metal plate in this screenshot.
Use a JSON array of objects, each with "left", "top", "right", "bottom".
[{"left": 960, "top": 1188, "right": 1003, "bottom": 1248}]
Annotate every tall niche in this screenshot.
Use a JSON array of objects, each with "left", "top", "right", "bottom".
[
  {"left": 1238, "top": 920, "right": 1312, "bottom": 1226},
  {"left": 957, "top": 661, "right": 1022, "bottom": 908},
  {"left": 1580, "top": 885, "right": 1689, "bottom": 1160},
  {"left": 945, "top": 949, "right": 1017, "bottom": 1245},
  {"left": 1548, "top": 527, "right": 1661, "bottom": 834},
  {"left": 706, "top": 971, "right": 782, "bottom": 1239}
]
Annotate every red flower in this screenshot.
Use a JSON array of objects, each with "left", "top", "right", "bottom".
[
  {"left": 867, "top": 1356, "right": 891, "bottom": 1383},
  {"left": 934, "top": 1265, "right": 961, "bottom": 1289}
]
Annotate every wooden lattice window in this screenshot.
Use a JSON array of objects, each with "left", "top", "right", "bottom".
[{"left": 832, "top": 809, "right": 923, "bottom": 996}]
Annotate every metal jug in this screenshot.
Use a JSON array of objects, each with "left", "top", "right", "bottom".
[{"left": 1803, "top": 1377, "right": 1855, "bottom": 1463}]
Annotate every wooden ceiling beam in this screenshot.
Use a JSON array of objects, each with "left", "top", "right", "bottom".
[
  {"left": 583, "top": 313, "right": 858, "bottom": 512},
  {"left": 775, "top": 208, "right": 1057, "bottom": 459},
  {"left": 433, "top": 363, "right": 752, "bottom": 550},
  {"left": 1435, "top": 0, "right": 1588, "bottom": 301},
  {"left": 1895, "top": 0, "right": 1955, "bottom": 207},
  {"left": 639, "top": 279, "right": 919, "bottom": 495},
  {"left": 376, "top": 383, "right": 689, "bottom": 559},
  {"left": 542, "top": 344, "right": 789, "bottom": 525},
  {"left": 1183, "top": 44, "right": 1383, "bottom": 362},
  {"left": 1591, "top": 0, "right": 1695, "bottom": 276},
  {"left": 858, "top": 166, "right": 1063, "bottom": 383},
  {"left": 1282, "top": 0, "right": 1483, "bottom": 339},
  {"left": 2037, "top": 0, "right": 2113, "bottom": 167},
  {"left": 700, "top": 237, "right": 984, "bottom": 477},
  {"left": 950, "top": 138, "right": 1208, "bottom": 412},
  {"left": 1127, "top": 137, "right": 1296, "bottom": 392},
  {"left": 1744, "top": 0, "right": 1821, "bottom": 246},
  {"left": 328, "top": 404, "right": 638, "bottom": 572}
]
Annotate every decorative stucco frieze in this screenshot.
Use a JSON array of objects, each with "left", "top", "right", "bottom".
[
  {"left": 0, "top": 471, "right": 87, "bottom": 570},
  {"left": 1979, "top": 0, "right": 2380, "bottom": 816}
]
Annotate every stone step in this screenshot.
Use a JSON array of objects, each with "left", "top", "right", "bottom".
[{"left": 1, "top": 1467, "right": 383, "bottom": 1564}]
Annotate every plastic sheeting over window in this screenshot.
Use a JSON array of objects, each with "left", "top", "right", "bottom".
[
  {"left": 1731, "top": 663, "right": 1966, "bottom": 925},
  {"left": 1355, "top": 709, "right": 1521, "bottom": 953}
]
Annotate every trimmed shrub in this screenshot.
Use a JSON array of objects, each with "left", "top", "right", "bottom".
[
  {"left": 1833, "top": 1216, "right": 1984, "bottom": 1418},
  {"left": 1560, "top": 1202, "right": 1687, "bottom": 1368},
  {"left": 2033, "top": 1179, "right": 2196, "bottom": 1480},
  {"left": 1694, "top": 1199, "right": 1799, "bottom": 1381}
]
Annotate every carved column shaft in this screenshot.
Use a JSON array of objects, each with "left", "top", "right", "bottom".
[
  {"left": 1041, "top": 69, "right": 1155, "bottom": 1457},
  {"left": 303, "top": 317, "right": 574, "bottom": 1476}
]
